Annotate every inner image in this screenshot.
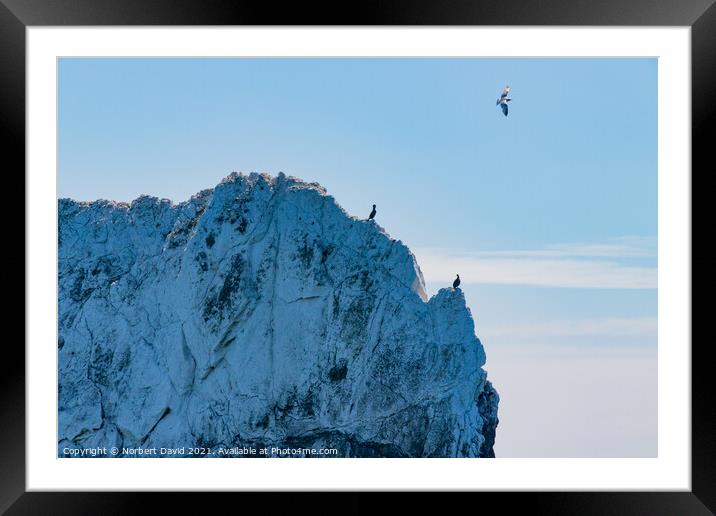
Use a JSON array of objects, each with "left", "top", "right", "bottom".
[{"left": 57, "top": 57, "right": 657, "bottom": 458}]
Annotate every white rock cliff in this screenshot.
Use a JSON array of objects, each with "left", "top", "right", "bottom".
[{"left": 58, "top": 172, "right": 499, "bottom": 457}]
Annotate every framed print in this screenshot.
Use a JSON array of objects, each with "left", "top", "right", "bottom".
[{"left": 5, "top": 0, "right": 712, "bottom": 512}]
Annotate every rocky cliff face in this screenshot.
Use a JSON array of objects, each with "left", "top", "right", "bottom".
[{"left": 58, "top": 172, "right": 499, "bottom": 457}]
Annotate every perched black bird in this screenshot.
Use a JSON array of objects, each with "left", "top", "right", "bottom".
[
  {"left": 368, "top": 204, "right": 377, "bottom": 220},
  {"left": 453, "top": 274, "right": 461, "bottom": 289}
]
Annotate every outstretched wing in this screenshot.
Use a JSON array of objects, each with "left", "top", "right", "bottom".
[
  {"left": 500, "top": 102, "right": 508, "bottom": 116},
  {"left": 500, "top": 85, "right": 511, "bottom": 99}
]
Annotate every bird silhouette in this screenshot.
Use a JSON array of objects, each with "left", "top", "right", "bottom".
[
  {"left": 368, "top": 204, "right": 377, "bottom": 220},
  {"left": 453, "top": 274, "right": 461, "bottom": 289},
  {"left": 496, "top": 85, "right": 511, "bottom": 117}
]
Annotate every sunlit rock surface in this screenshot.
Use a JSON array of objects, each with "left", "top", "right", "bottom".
[{"left": 58, "top": 172, "right": 499, "bottom": 457}]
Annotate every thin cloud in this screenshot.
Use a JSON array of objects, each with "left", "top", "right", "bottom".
[
  {"left": 485, "top": 317, "right": 657, "bottom": 338},
  {"left": 413, "top": 239, "right": 657, "bottom": 289},
  {"left": 472, "top": 238, "right": 657, "bottom": 259}
]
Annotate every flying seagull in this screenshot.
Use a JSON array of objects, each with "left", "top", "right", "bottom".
[
  {"left": 496, "top": 85, "right": 511, "bottom": 117},
  {"left": 368, "top": 204, "right": 377, "bottom": 220}
]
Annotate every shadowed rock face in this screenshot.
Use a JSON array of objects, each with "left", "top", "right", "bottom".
[{"left": 58, "top": 172, "right": 499, "bottom": 457}]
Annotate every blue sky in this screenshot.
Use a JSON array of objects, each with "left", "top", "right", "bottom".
[{"left": 58, "top": 57, "right": 657, "bottom": 457}]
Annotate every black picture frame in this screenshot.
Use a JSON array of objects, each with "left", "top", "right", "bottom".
[{"left": 4, "top": 0, "right": 711, "bottom": 512}]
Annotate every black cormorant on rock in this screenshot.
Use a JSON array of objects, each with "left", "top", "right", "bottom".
[
  {"left": 368, "top": 204, "right": 377, "bottom": 220},
  {"left": 453, "top": 274, "right": 461, "bottom": 289}
]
